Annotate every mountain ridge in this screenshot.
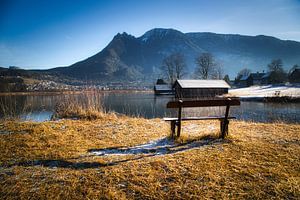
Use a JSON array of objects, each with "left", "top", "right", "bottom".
[{"left": 48, "top": 28, "right": 300, "bottom": 82}]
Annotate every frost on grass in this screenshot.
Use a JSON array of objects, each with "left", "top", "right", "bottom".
[{"left": 89, "top": 136, "right": 221, "bottom": 156}]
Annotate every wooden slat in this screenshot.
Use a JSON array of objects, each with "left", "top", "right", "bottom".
[
  {"left": 163, "top": 116, "right": 236, "bottom": 121},
  {"left": 166, "top": 98, "right": 240, "bottom": 108}
]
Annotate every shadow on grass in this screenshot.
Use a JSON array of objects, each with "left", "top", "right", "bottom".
[{"left": 7, "top": 136, "right": 231, "bottom": 170}]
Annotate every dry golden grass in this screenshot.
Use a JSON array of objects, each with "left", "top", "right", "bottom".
[
  {"left": 51, "top": 92, "right": 107, "bottom": 120},
  {"left": 0, "top": 115, "right": 299, "bottom": 199}
]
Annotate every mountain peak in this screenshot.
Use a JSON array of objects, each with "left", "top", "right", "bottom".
[
  {"left": 139, "top": 28, "right": 184, "bottom": 42},
  {"left": 114, "top": 32, "right": 135, "bottom": 40}
]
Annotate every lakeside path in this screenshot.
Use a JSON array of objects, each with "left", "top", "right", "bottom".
[{"left": 0, "top": 114, "right": 299, "bottom": 199}]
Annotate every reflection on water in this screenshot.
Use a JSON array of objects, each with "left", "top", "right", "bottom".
[{"left": 0, "top": 92, "right": 300, "bottom": 123}]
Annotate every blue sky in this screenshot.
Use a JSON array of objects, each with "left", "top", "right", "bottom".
[{"left": 1, "top": 0, "right": 300, "bottom": 69}]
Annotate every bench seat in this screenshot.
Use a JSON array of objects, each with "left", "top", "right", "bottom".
[{"left": 163, "top": 116, "right": 236, "bottom": 121}]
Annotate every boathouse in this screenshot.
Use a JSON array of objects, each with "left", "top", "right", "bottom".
[
  {"left": 173, "top": 79, "right": 230, "bottom": 99},
  {"left": 154, "top": 84, "right": 173, "bottom": 95},
  {"left": 154, "top": 79, "right": 174, "bottom": 95}
]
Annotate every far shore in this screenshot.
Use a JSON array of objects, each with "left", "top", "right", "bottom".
[
  {"left": 1, "top": 84, "right": 300, "bottom": 103},
  {"left": 0, "top": 89, "right": 153, "bottom": 96}
]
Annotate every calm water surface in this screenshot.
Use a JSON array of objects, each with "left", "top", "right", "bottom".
[{"left": 0, "top": 92, "right": 300, "bottom": 123}]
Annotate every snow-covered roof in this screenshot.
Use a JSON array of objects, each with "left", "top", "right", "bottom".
[
  {"left": 239, "top": 75, "right": 250, "bottom": 81},
  {"left": 175, "top": 80, "right": 230, "bottom": 89},
  {"left": 250, "top": 73, "right": 265, "bottom": 80},
  {"left": 262, "top": 72, "right": 271, "bottom": 79},
  {"left": 155, "top": 84, "right": 172, "bottom": 91}
]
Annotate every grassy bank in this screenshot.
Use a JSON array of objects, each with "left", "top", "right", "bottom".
[{"left": 0, "top": 115, "right": 299, "bottom": 199}]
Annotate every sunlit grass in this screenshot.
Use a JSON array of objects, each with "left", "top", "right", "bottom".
[
  {"left": 0, "top": 115, "right": 299, "bottom": 199},
  {"left": 51, "top": 92, "right": 106, "bottom": 120}
]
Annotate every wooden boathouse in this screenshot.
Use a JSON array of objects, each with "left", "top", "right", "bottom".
[
  {"left": 154, "top": 79, "right": 174, "bottom": 95},
  {"left": 154, "top": 84, "right": 174, "bottom": 95},
  {"left": 173, "top": 80, "right": 230, "bottom": 99}
]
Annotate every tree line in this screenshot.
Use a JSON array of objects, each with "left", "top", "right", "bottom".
[
  {"left": 160, "top": 52, "right": 300, "bottom": 85},
  {"left": 160, "top": 52, "right": 223, "bottom": 84},
  {"left": 235, "top": 59, "right": 299, "bottom": 84}
]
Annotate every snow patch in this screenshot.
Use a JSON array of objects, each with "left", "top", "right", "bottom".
[
  {"left": 90, "top": 138, "right": 175, "bottom": 156},
  {"left": 89, "top": 137, "right": 217, "bottom": 156},
  {"left": 229, "top": 84, "right": 300, "bottom": 98}
]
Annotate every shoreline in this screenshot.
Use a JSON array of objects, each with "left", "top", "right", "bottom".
[
  {"left": 0, "top": 89, "right": 153, "bottom": 96},
  {"left": 232, "top": 96, "right": 300, "bottom": 103},
  {"left": 1, "top": 90, "right": 300, "bottom": 103}
]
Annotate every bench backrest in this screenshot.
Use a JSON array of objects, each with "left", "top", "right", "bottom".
[{"left": 166, "top": 98, "right": 240, "bottom": 108}]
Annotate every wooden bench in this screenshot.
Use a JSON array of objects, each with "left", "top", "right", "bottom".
[{"left": 164, "top": 98, "right": 240, "bottom": 139}]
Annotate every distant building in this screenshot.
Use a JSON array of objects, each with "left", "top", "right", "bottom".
[
  {"left": 249, "top": 72, "right": 265, "bottom": 85},
  {"left": 229, "top": 80, "right": 235, "bottom": 86},
  {"left": 236, "top": 72, "right": 266, "bottom": 87},
  {"left": 237, "top": 75, "right": 250, "bottom": 87},
  {"left": 173, "top": 79, "right": 230, "bottom": 99},
  {"left": 261, "top": 72, "right": 271, "bottom": 85},
  {"left": 154, "top": 79, "right": 173, "bottom": 95},
  {"left": 289, "top": 69, "right": 300, "bottom": 83}
]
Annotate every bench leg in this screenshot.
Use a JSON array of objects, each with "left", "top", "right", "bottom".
[
  {"left": 220, "top": 120, "right": 222, "bottom": 135},
  {"left": 220, "top": 119, "right": 229, "bottom": 139},
  {"left": 177, "top": 103, "right": 183, "bottom": 138},
  {"left": 170, "top": 121, "right": 176, "bottom": 138},
  {"left": 176, "top": 120, "right": 181, "bottom": 137},
  {"left": 225, "top": 120, "right": 229, "bottom": 136},
  {"left": 220, "top": 105, "right": 230, "bottom": 139}
]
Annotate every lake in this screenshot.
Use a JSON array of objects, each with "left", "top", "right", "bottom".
[{"left": 0, "top": 91, "right": 300, "bottom": 123}]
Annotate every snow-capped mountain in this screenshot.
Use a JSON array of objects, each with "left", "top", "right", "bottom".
[{"left": 50, "top": 28, "right": 300, "bottom": 82}]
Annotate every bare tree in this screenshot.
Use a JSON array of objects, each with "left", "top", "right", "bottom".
[
  {"left": 194, "top": 53, "right": 216, "bottom": 79},
  {"left": 211, "top": 65, "right": 224, "bottom": 80},
  {"left": 160, "top": 53, "right": 186, "bottom": 84},
  {"left": 236, "top": 68, "right": 251, "bottom": 80},
  {"left": 223, "top": 74, "right": 230, "bottom": 84},
  {"left": 289, "top": 64, "right": 300, "bottom": 74},
  {"left": 268, "top": 59, "right": 283, "bottom": 72},
  {"left": 234, "top": 68, "right": 251, "bottom": 85},
  {"left": 267, "top": 59, "right": 287, "bottom": 83},
  {"left": 289, "top": 64, "right": 300, "bottom": 83}
]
